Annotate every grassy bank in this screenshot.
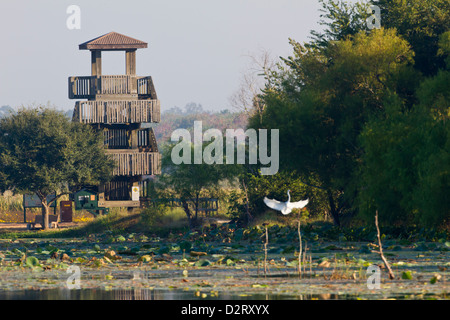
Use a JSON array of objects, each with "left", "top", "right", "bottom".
[
  {"left": 1, "top": 207, "right": 448, "bottom": 244},
  {"left": 0, "top": 206, "right": 206, "bottom": 239}
]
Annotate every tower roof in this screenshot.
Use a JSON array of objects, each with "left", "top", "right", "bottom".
[{"left": 79, "top": 32, "right": 148, "bottom": 50}]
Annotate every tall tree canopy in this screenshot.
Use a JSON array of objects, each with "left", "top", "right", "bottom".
[
  {"left": 359, "top": 31, "right": 450, "bottom": 226},
  {"left": 249, "top": 0, "right": 449, "bottom": 227},
  {"left": 374, "top": 0, "right": 450, "bottom": 76},
  {"left": 252, "top": 28, "right": 414, "bottom": 226}
]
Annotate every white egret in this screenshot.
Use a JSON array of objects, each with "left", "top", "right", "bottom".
[{"left": 263, "top": 190, "right": 308, "bottom": 215}]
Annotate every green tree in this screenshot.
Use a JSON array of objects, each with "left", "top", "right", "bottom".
[
  {"left": 250, "top": 0, "right": 449, "bottom": 227},
  {"left": 358, "top": 96, "right": 422, "bottom": 224},
  {"left": 308, "top": 0, "right": 370, "bottom": 48},
  {"left": 358, "top": 30, "right": 450, "bottom": 226},
  {"left": 416, "top": 31, "right": 450, "bottom": 120},
  {"left": 253, "top": 28, "right": 414, "bottom": 226},
  {"left": 311, "top": 0, "right": 450, "bottom": 76},
  {"left": 157, "top": 140, "right": 238, "bottom": 228},
  {"left": 0, "top": 107, "right": 114, "bottom": 229},
  {"left": 374, "top": 0, "right": 450, "bottom": 76},
  {"left": 358, "top": 95, "right": 449, "bottom": 226}
]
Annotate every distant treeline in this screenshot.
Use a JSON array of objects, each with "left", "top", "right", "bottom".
[
  {"left": 0, "top": 105, "right": 73, "bottom": 120},
  {"left": 154, "top": 102, "right": 249, "bottom": 146},
  {"left": 0, "top": 106, "right": 14, "bottom": 119}
]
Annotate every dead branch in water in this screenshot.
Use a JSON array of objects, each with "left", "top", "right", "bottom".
[
  {"left": 264, "top": 226, "right": 269, "bottom": 277},
  {"left": 298, "top": 219, "right": 302, "bottom": 278},
  {"left": 375, "top": 210, "right": 395, "bottom": 280}
]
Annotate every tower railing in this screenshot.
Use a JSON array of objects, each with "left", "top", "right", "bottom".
[
  {"left": 105, "top": 150, "right": 161, "bottom": 176},
  {"left": 72, "top": 100, "right": 160, "bottom": 124},
  {"left": 68, "top": 75, "right": 157, "bottom": 99}
]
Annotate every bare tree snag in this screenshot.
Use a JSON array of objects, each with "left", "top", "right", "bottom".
[
  {"left": 241, "top": 179, "right": 252, "bottom": 223},
  {"left": 264, "top": 226, "right": 269, "bottom": 277},
  {"left": 375, "top": 210, "right": 395, "bottom": 280},
  {"left": 298, "top": 219, "right": 302, "bottom": 278}
]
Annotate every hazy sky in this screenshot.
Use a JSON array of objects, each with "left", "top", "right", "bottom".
[{"left": 0, "top": 0, "right": 326, "bottom": 112}]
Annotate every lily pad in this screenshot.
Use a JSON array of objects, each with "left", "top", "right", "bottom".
[
  {"left": 430, "top": 274, "right": 441, "bottom": 284},
  {"left": 25, "top": 256, "right": 40, "bottom": 267},
  {"left": 285, "top": 260, "right": 299, "bottom": 268},
  {"left": 116, "top": 235, "right": 126, "bottom": 242},
  {"left": 139, "top": 255, "right": 152, "bottom": 263},
  {"left": 158, "top": 246, "right": 171, "bottom": 255},
  {"left": 402, "top": 271, "right": 413, "bottom": 280},
  {"left": 226, "top": 259, "right": 236, "bottom": 266},
  {"left": 194, "top": 259, "right": 212, "bottom": 267},
  {"left": 179, "top": 241, "right": 192, "bottom": 251},
  {"left": 359, "top": 245, "right": 372, "bottom": 254}
]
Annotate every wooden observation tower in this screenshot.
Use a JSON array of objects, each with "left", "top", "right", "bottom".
[{"left": 69, "top": 32, "right": 161, "bottom": 211}]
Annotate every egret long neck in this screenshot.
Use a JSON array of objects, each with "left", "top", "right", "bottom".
[{"left": 287, "top": 190, "right": 291, "bottom": 202}]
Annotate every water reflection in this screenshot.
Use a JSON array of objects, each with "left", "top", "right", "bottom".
[
  {"left": 0, "top": 288, "right": 349, "bottom": 300},
  {"left": 0, "top": 288, "right": 176, "bottom": 300},
  {"left": 0, "top": 288, "right": 444, "bottom": 300}
]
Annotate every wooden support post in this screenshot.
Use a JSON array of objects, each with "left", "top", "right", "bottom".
[
  {"left": 125, "top": 50, "right": 136, "bottom": 76},
  {"left": 91, "top": 50, "right": 102, "bottom": 77},
  {"left": 23, "top": 194, "right": 26, "bottom": 223},
  {"left": 130, "top": 129, "right": 138, "bottom": 149},
  {"left": 126, "top": 50, "right": 137, "bottom": 94}
]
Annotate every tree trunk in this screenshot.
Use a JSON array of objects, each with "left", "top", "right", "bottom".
[
  {"left": 182, "top": 200, "right": 194, "bottom": 229},
  {"left": 41, "top": 201, "right": 50, "bottom": 230},
  {"left": 194, "top": 193, "right": 199, "bottom": 222},
  {"left": 241, "top": 179, "right": 252, "bottom": 224},
  {"left": 327, "top": 189, "right": 340, "bottom": 227}
]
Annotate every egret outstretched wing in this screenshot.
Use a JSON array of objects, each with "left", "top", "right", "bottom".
[
  {"left": 263, "top": 197, "right": 285, "bottom": 211},
  {"left": 287, "top": 199, "right": 309, "bottom": 210},
  {"left": 264, "top": 191, "right": 308, "bottom": 216}
]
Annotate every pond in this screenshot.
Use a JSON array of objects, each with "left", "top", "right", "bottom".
[{"left": 0, "top": 236, "right": 448, "bottom": 300}]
